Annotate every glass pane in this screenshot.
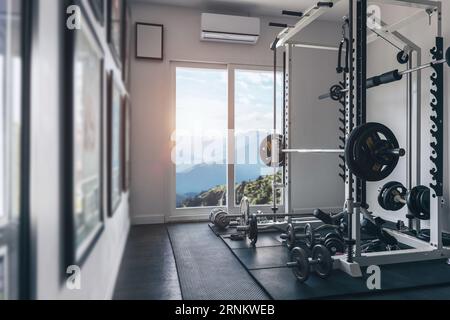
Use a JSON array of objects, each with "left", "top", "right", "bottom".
[
  {"left": 73, "top": 23, "right": 102, "bottom": 251},
  {"left": 175, "top": 67, "right": 227, "bottom": 208},
  {"left": 0, "top": 0, "right": 22, "bottom": 300},
  {"left": 234, "top": 69, "right": 283, "bottom": 206}
]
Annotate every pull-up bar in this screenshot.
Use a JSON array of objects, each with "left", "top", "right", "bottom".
[{"left": 318, "top": 47, "right": 450, "bottom": 100}]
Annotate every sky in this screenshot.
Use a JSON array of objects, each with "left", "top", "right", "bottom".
[{"left": 175, "top": 66, "right": 283, "bottom": 172}]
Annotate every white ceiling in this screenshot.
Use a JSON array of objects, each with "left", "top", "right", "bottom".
[{"left": 133, "top": 0, "right": 350, "bottom": 21}]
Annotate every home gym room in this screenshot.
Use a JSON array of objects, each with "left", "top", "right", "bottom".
[{"left": 1, "top": 0, "right": 450, "bottom": 304}]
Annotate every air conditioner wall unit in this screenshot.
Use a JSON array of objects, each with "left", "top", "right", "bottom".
[{"left": 201, "top": 13, "right": 261, "bottom": 44}]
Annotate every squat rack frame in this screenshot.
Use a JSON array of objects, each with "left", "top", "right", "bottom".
[{"left": 272, "top": 0, "right": 450, "bottom": 277}]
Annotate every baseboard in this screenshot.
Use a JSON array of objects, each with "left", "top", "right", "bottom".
[
  {"left": 292, "top": 207, "right": 343, "bottom": 214},
  {"left": 131, "top": 214, "right": 166, "bottom": 225},
  {"left": 166, "top": 214, "right": 209, "bottom": 223}
]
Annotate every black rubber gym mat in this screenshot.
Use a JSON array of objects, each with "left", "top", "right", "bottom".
[
  {"left": 231, "top": 246, "right": 291, "bottom": 269},
  {"left": 247, "top": 254, "right": 450, "bottom": 300},
  {"left": 167, "top": 223, "right": 269, "bottom": 300},
  {"left": 208, "top": 223, "right": 237, "bottom": 236},
  {"left": 220, "top": 232, "right": 283, "bottom": 249}
]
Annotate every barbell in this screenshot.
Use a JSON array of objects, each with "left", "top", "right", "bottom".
[
  {"left": 260, "top": 122, "right": 405, "bottom": 182},
  {"left": 209, "top": 197, "right": 309, "bottom": 229},
  {"left": 318, "top": 46, "right": 450, "bottom": 101}
]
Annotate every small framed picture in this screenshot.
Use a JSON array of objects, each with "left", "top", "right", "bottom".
[
  {"left": 88, "top": 0, "right": 105, "bottom": 26},
  {"left": 107, "top": 71, "right": 123, "bottom": 216},
  {"left": 121, "top": 95, "right": 131, "bottom": 192},
  {"left": 135, "top": 23, "right": 163, "bottom": 60}
]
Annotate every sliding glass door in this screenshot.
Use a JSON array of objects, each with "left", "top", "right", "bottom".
[{"left": 173, "top": 63, "right": 283, "bottom": 215}]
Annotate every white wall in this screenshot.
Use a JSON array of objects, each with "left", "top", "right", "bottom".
[
  {"left": 366, "top": 3, "right": 450, "bottom": 230},
  {"left": 129, "top": 2, "right": 343, "bottom": 224},
  {"left": 30, "top": 0, "right": 130, "bottom": 299}
]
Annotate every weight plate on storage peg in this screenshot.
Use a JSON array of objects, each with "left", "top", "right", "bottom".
[
  {"left": 312, "top": 245, "right": 333, "bottom": 279},
  {"left": 345, "top": 122, "right": 404, "bottom": 182},
  {"left": 378, "top": 181, "right": 407, "bottom": 211},
  {"left": 446, "top": 47, "right": 450, "bottom": 67},
  {"left": 260, "top": 134, "right": 285, "bottom": 167},
  {"left": 407, "top": 186, "right": 430, "bottom": 220},
  {"left": 289, "top": 247, "right": 310, "bottom": 283}
]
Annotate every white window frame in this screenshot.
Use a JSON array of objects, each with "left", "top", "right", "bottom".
[{"left": 169, "top": 62, "right": 284, "bottom": 220}]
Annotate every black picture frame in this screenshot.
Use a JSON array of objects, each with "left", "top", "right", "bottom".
[
  {"left": 122, "top": 3, "right": 131, "bottom": 86},
  {"left": 106, "top": 71, "right": 123, "bottom": 217},
  {"left": 62, "top": 0, "right": 105, "bottom": 268},
  {"left": 135, "top": 23, "right": 164, "bottom": 61},
  {"left": 88, "top": 0, "right": 105, "bottom": 26},
  {"left": 121, "top": 95, "right": 131, "bottom": 192},
  {"left": 107, "top": 0, "right": 123, "bottom": 68}
]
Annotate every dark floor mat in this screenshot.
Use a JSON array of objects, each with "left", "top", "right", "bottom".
[
  {"left": 232, "top": 246, "right": 291, "bottom": 269},
  {"left": 208, "top": 223, "right": 238, "bottom": 236},
  {"left": 221, "top": 232, "right": 283, "bottom": 249},
  {"left": 168, "top": 223, "right": 269, "bottom": 300},
  {"left": 245, "top": 251, "right": 450, "bottom": 300}
]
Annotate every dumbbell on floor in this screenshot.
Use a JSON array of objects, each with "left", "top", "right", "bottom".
[
  {"left": 305, "top": 224, "right": 345, "bottom": 254},
  {"left": 286, "top": 245, "right": 333, "bottom": 283}
]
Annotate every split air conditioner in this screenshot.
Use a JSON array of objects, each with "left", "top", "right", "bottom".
[{"left": 201, "top": 13, "right": 260, "bottom": 44}]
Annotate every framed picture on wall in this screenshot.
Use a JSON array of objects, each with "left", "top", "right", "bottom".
[
  {"left": 107, "top": 72, "right": 123, "bottom": 216},
  {"left": 62, "top": 1, "right": 105, "bottom": 266},
  {"left": 122, "top": 3, "right": 132, "bottom": 86},
  {"left": 107, "top": 0, "right": 123, "bottom": 68},
  {"left": 121, "top": 95, "right": 131, "bottom": 192},
  {"left": 88, "top": 0, "right": 105, "bottom": 26},
  {"left": 135, "top": 23, "right": 164, "bottom": 60},
  {"left": 0, "top": 246, "right": 8, "bottom": 300}
]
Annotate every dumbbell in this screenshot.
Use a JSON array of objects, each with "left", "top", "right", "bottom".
[
  {"left": 378, "top": 181, "right": 430, "bottom": 220},
  {"left": 280, "top": 224, "right": 310, "bottom": 250},
  {"left": 286, "top": 245, "right": 333, "bottom": 283}
]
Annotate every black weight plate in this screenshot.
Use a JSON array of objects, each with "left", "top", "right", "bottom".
[
  {"left": 408, "top": 186, "right": 430, "bottom": 220},
  {"left": 446, "top": 47, "right": 450, "bottom": 67},
  {"left": 260, "top": 134, "right": 285, "bottom": 167},
  {"left": 382, "top": 181, "right": 406, "bottom": 211},
  {"left": 345, "top": 123, "right": 400, "bottom": 182},
  {"left": 324, "top": 235, "right": 345, "bottom": 255},
  {"left": 290, "top": 247, "right": 310, "bottom": 283},
  {"left": 330, "top": 84, "right": 344, "bottom": 101},
  {"left": 312, "top": 245, "right": 333, "bottom": 279},
  {"left": 248, "top": 214, "right": 258, "bottom": 245},
  {"left": 378, "top": 181, "right": 401, "bottom": 210}
]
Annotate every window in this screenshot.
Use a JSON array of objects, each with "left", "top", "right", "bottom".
[
  {"left": 173, "top": 64, "right": 283, "bottom": 211},
  {"left": 0, "top": 0, "right": 26, "bottom": 300},
  {"left": 234, "top": 69, "right": 283, "bottom": 206},
  {"left": 175, "top": 65, "right": 228, "bottom": 208}
]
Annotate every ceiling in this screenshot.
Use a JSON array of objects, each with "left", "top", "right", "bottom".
[{"left": 133, "top": 0, "right": 350, "bottom": 21}]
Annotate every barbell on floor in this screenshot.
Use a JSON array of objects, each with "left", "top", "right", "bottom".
[{"left": 318, "top": 46, "right": 450, "bottom": 101}]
